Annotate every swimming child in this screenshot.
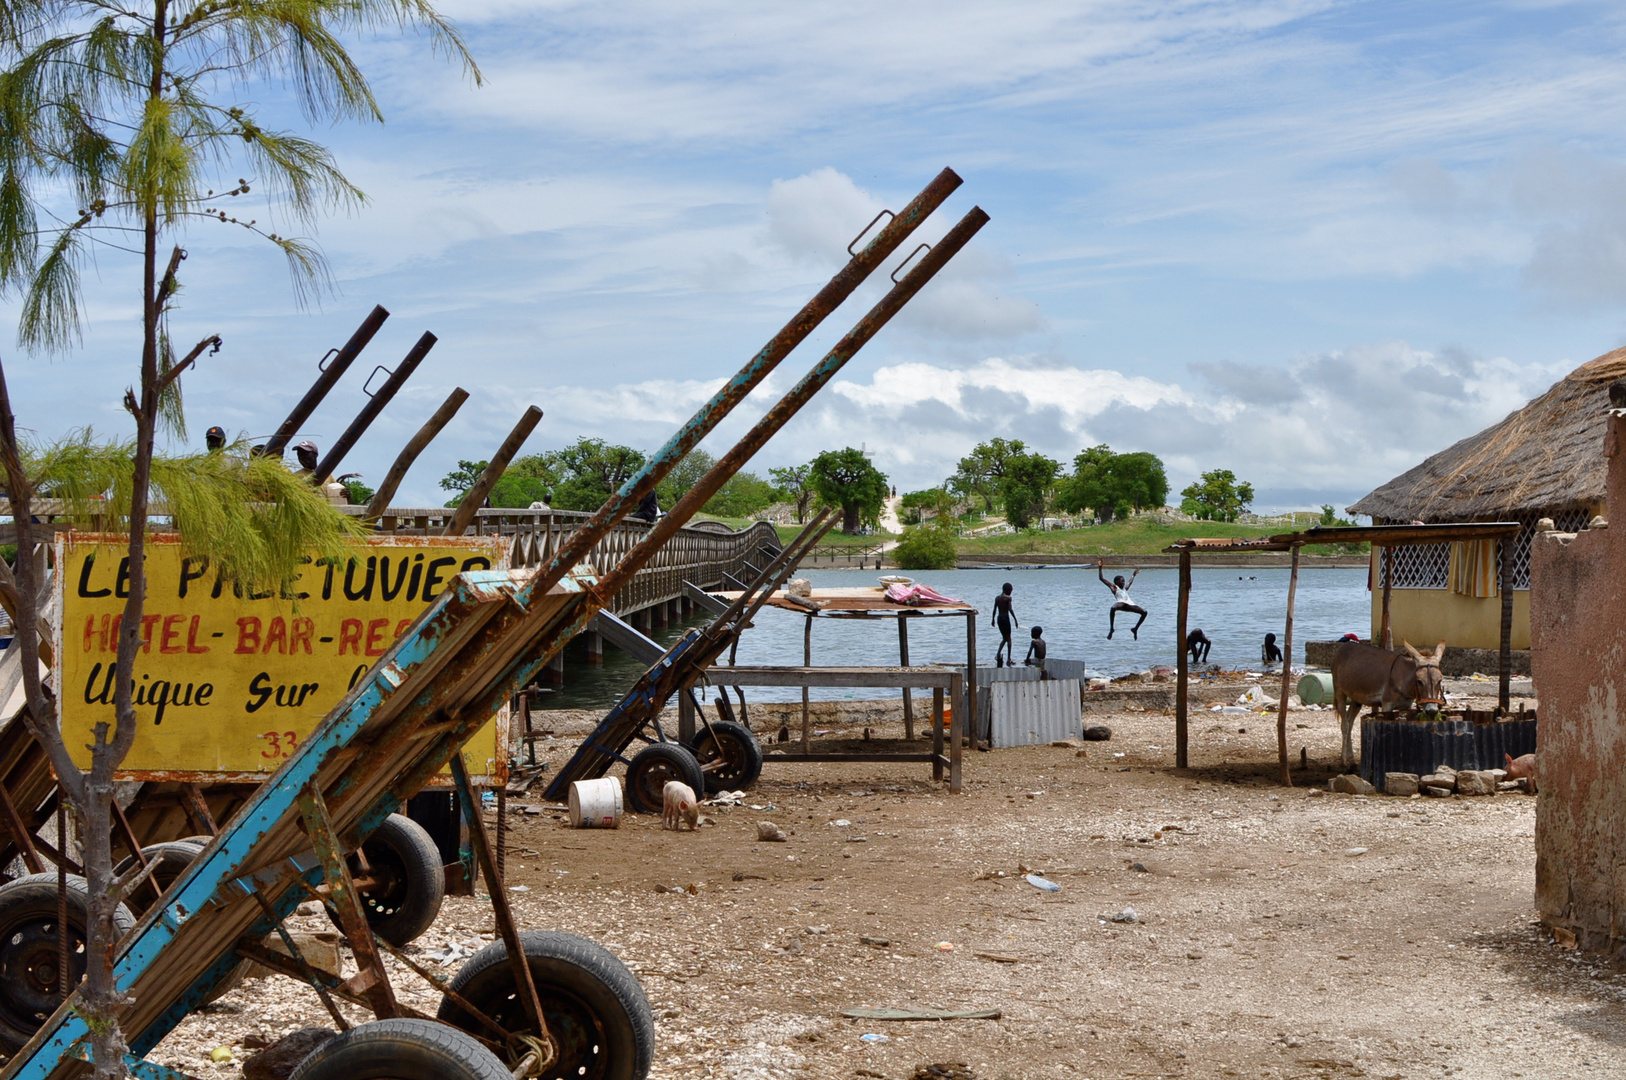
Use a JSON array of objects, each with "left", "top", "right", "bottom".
[
  {"left": 1097, "top": 560, "right": 1147, "bottom": 640},
  {"left": 992, "top": 583, "right": 1017, "bottom": 666},
  {"left": 1262, "top": 632, "right": 1283, "bottom": 664}
]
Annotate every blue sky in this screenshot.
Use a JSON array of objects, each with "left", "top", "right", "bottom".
[{"left": 9, "top": 0, "right": 1626, "bottom": 511}]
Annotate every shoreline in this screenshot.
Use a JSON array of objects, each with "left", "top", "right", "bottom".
[{"left": 951, "top": 552, "right": 1368, "bottom": 569}]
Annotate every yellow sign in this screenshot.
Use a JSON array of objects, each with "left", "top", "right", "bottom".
[{"left": 56, "top": 534, "right": 509, "bottom": 781}]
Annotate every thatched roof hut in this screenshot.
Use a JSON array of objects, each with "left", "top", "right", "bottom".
[{"left": 1349, "top": 347, "right": 1625, "bottom": 523}]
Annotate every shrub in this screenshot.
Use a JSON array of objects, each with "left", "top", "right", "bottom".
[{"left": 892, "top": 524, "right": 957, "bottom": 570}]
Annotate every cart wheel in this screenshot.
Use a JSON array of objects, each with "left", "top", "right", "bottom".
[
  {"left": 436, "top": 930, "right": 655, "bottom": 1080},
  {"left": 114, "top": 838, "right": 207, "bottom": 914},
  {"left": 334, "top": 814, "right": 445, "bottom": 947},
  {"left": 289, "top": 1017, "right": 511, "bottom": 1080},
  {"left": 623, "top": 743, "right": 703, "bottom": 814},
  {"left": 687, "top": 720, "right": 763, "bottom": 793},
  {"left": 0, "top": 873, "right": 136, "bottom": 1053}
]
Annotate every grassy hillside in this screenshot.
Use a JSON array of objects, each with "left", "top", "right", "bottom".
[{"left": 955, "top": 515, "right": 1362, "bottom": 557}]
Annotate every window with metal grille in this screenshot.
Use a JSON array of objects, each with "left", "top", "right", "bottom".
[
  {"left": 1377, "top": 542, "right": 1450, "bottom": 589},
  {"left": 1375, "top": 509, "right": 1594, "bottom": 590}
]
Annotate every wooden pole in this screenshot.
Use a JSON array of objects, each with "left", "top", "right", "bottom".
[
  {"left": 1277, "top": 543, "right": 1301, "bottom": 787},
  {"left": 364, "top": 387, "right": 469, "bottom": 520},
  {"left": 443, "top": 405, "right": 543, "bottom": 537},
  {"left": 1498, "top": 536, "right": 1514, "bottom": 712},
  {"left": 1175, "top": 548, "right": 1190, "bottom": 769},
  {"left": 801, "top": 613, "right": 813, "bottom": 754},
  {"left": 1380, "top": 546, "right": 1394, "bottom": 649},
  {"left": 898, "top": 615, "right": 914, "bottom": 740},
  {"left": 966, "top": 609, "right": 979, "bottom": 751}
]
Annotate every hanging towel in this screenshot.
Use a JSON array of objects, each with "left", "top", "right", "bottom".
[{"left": 1449, "top": 539, "right": 1498, "bottom": 598}]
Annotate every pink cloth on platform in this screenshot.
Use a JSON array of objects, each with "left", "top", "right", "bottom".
[{"left": 883, "top": 582, "right": 963, "bottom": 606}]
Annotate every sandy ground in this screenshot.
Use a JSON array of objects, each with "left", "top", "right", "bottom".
[{"left": 145, "top": 699, "right": 1620, "bottom": 1080}]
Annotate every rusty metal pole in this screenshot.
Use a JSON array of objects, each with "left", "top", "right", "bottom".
[
  {"left": 444, "top": 406, "right": 544, "bottom": 536},
  {"left": 263, "top": 305, "right": 389, "bottom": 458},
  {"left": 515, "top": 168, "right": 963, "bottom": 602},
  {"left": 592, "top": 207, "right": 990, "bottom": 602},
  {"left": 364, "top": 387, "right": 470, "bottom": 519},
  {"left": 314, "top": 331, "right": 437, "bottom": 484}
]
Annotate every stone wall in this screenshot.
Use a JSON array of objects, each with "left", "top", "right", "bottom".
[{"left": 1530, "top": 411, "right": 1626, "bottom": 956}]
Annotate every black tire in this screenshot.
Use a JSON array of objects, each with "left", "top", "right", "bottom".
[
  {"left": 0, "top": 873, "right": 136, "bottom": 1052},
  {"left": 437, "top": 930, "right": 654, "bottom": 1080},
  {"left": 112, "top": 838, "right": 247, "bottom": 1003},
  {"left": 114, "top": 839, "right": 207, "bottom": 915},
  {"left": 687, "top": 720, "right": 763, "bottom": 793},
  {"left": 290, "top": 1017, "right": 511, "bottom": 1080},
  {"left": 624, "top": 743, "right": 703, "bottom": 814},
  {"left": 333, "top": 814, "right": 445, "bottom": 947}
]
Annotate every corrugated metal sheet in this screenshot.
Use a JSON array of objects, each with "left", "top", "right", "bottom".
[
  {"left": 1359, "top": 716, "right": 1538, "bottom": 791},
  {"left": 969, "top": 666, "right": 1039, "bottom": 741},
  {"left": 988, "top": 679, "right": 1083, "bottom": 748},
  {"left": 1042, "top": 658, "right": 1087, "bottom": 683}
]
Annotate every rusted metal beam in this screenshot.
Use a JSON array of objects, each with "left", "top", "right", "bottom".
[
  {"left": 450, "top": 755, "right": 554, "bottom": 1066},
  {"left": 517, "top": 168, "right": 962, "bottom": 603},
  {"left": 592, "top": 206, "right": 990, "bottom": 603},
  {"left": 364, "top": 387, "right": 470, "bottom": 520},
  {"left": 263, "top": 305, "right": 390, "bottom": 459},
  {"left": 0, "top": 779, "right": 43, "bottom": 874},
  {"left": 297, "top": 783, "right": 398, "bottom": 1018},
  {"left": 180, "top": 783, "right": 218, "bottom": 836},
  {"left": 314, "top": 331, "right": 437, "bottom": 484},
  {"left": 250, "top": 892, "right": 350, "bottom": 1031},
  {"left": 444, "top": 406, "right": 544, "bottom": 537}
]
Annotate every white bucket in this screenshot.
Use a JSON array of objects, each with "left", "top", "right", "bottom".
[{"left": 568, "top": 777, "right": 623, "bottom": 828}]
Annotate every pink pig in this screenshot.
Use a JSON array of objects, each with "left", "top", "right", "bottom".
[{"left": 1505, "top": 753, "right": 1537, "bottom": 794}]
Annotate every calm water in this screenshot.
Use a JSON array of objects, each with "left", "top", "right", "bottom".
[{"left": 538, "top": 566, "right": 1373, "bottom": 710}]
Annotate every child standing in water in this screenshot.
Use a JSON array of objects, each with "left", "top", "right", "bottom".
[
  {"left": 1096, "top": 560, "right": 1148, "bottom": 640},
  {"left": 992, "top": 582, "right": 1017, "bottom": 667}
]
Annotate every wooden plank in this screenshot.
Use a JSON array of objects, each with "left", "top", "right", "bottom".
[
  {"left": 1176, "top": 549, "right": 1190, "bottom": 770},
  {"left": 1277, "top": 544, "right": 1300, "bottom": 787},
  {"left": 763, "top": 753, "right": 944, "bottom": 764}
]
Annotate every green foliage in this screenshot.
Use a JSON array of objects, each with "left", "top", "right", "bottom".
[
  {"left": 0, "top": 0, "right": 480, "bottom": 351},
  {"left": 657, "top": 448, "right": 716, "bottom": 509},
  {"left": 341, "top": 479, "right": 374, "bottom": 506},
  {"left": 999, "top": 451, "right": 1059, "bottom": 530},
  {"left": 809, "top": 447, "right": 888, "bottom": 534},
  {"left": 948, "top": 438, "right": 1026, "bottom": 512},
  {"left": 1055, "top": 445, "right": 1169, "bottom": 522},
  {"left": 1180, "top": 469, "right": 1255, "bottom": 522},
  {"left": 900, "top": 487, "right": 948, "bottom": 509},
  {"left": 892, "top": 521, "right": 958, "bottom": 570},
  {"left": 32, "top": 431, "right": 361, "bottom": 590},
  {"left": 703, "top": 470, "right": 776, "bottom": 518},
  {"left": 547, "top": 438, "right": 646, "bottom": 512},
  {"left": 439, "top": 459, "right": 488, "bottom": 494},
  {"left": 768, "top": 464, "right": 813, "bottom": 523}
]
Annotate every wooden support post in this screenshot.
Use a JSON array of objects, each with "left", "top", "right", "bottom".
[
  {"left": 181, "top": 783, "right": 218, "bottom": 835},
  {"left": 0, "top": 781, "right": 43, "bottom": 874},
  {"left": 1498, "top": 536, "right": 1514, "bottom": 713},
  {"left": 583, "top": 629, "right": 603, "bottom": 663},
  {"left": 965, "top": 609, "right": 979, "bottom": 751},
  {"left": 801, "top": 614, "right": 813, "bottom": 754},
  {"left": 931, "top": 687, "right": 945, "bottom": 781},
  {"left": 948, "top": 672, "right": 964, "bottom": 793},
  {"left": 297, "top": 784, "right": 398, "bottom": 1018},
  {"left": 1380, "top": 546, "right": 1394, "bottom": 649},
  {"left": 1176, "top": 549, "right": 1191, "bottom": 770},
  {"left": 678, "top": 692, "right": 697, "bottom": 745},
  {"left": 450, "top": 756, "right": 550, "bottom": 1049},
  {"left": 1277, "top": 544, "right": 1301, "bottom": 787},
  {"left": 898, "top": 616, "right": 915, "bottom": 740}
]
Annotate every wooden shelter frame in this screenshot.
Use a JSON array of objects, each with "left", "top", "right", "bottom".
[{"left": 1163, "top": 522, "right": 1522, "bottom": 786}]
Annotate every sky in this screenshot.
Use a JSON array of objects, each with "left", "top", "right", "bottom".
[{"left": 8, "top": 0, "right": 1626, "bottom": 512}]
